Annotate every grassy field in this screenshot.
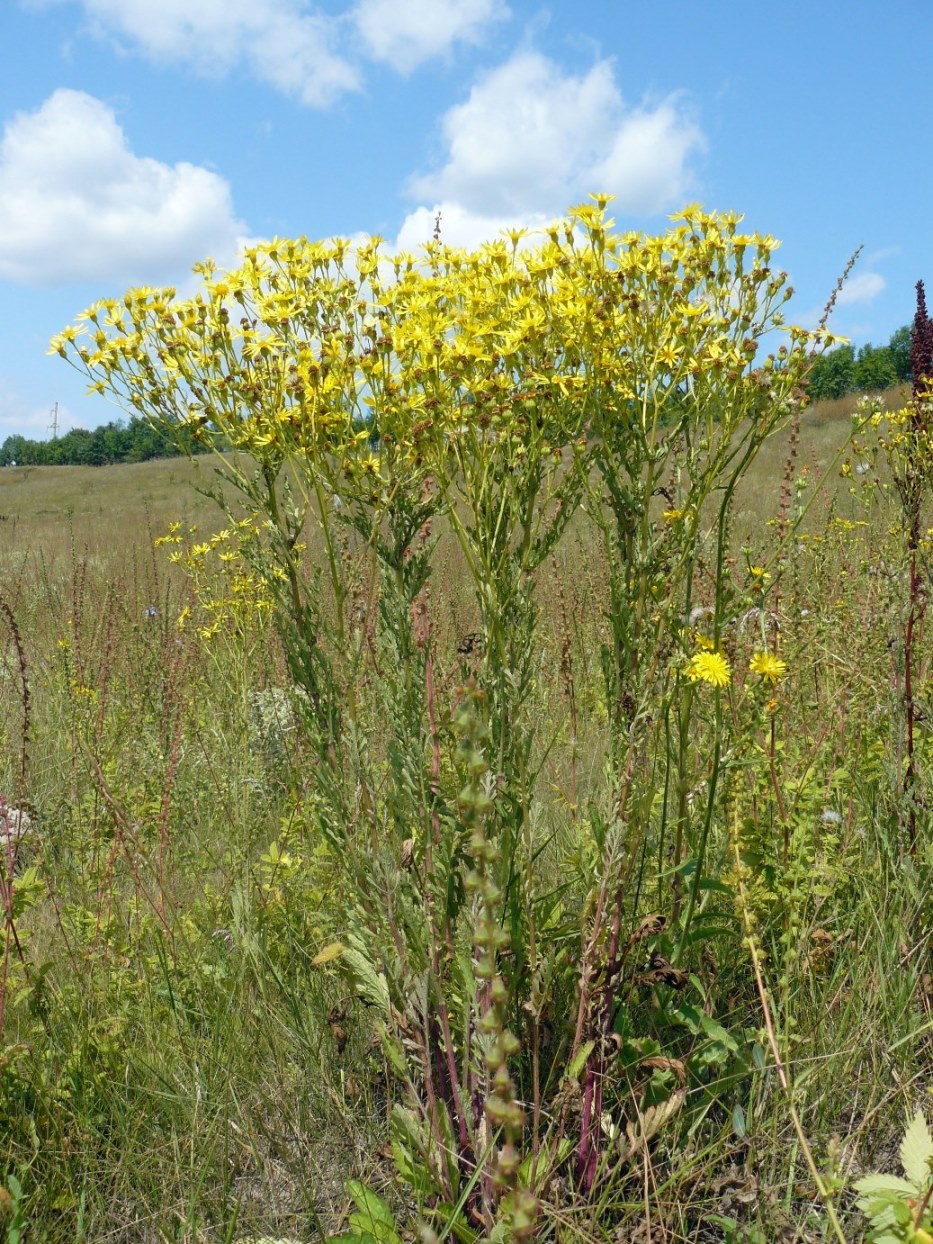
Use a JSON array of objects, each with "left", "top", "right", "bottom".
[
  {"left": 0, "top": 455, "right": 224, "bottom": 553},
  {"left": 0, "top": 384, "right": 930, "bottom": 1244},
  {"left": 1, "top": 385, "right": 905, "bottom": 550}
]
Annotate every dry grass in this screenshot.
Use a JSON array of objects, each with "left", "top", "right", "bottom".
[
  {"left": 0, "top": 391, "right": 887, "bottom": 572},
  {"left": 0, "top": 391, "right": 928, "bottom": 1241},
  {"left": 0, "top": 454, "right": 229, "bottom": 560}
]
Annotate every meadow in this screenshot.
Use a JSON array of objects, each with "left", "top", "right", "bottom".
[{"left": 2, "top": 206, "right": 931, "bottom": 1243}]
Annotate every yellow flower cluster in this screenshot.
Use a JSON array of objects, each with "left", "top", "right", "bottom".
[
  {"left": 684, "top": 649, "right": 789, "bottom": 689},
  {"left": 156, "top": 517, "right": 273, "bottom": 640},
  {"left": 51, "top": 198, "right": 825, "bottom": 484}
]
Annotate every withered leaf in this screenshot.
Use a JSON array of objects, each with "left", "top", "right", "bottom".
[
  {"left": 638, "top": 952, "right": 689, "bottom": 990},
  {"left": 629, "top": 913, "right": 668, "bottom": 945}
]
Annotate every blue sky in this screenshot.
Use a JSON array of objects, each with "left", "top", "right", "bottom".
[{"left": 1, "top": 0, "right": 931, "bottom": 440}]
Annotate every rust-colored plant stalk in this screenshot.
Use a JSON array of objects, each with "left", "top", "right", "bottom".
[{"left": 902, "top": 280, "right": 933, "bottom": 853}]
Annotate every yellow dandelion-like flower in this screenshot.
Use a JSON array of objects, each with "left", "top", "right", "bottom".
[
  {"left": 684, "top": 651, "right": 731, "bottom": 687},
  {"left": 749, "top": 651, "right": 787, "bottom": 684}
]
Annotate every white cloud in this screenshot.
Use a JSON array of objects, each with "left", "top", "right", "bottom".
[
  {"left": 59, "top": 0, "right": 359, "bottom": 107},
  {"left": 588, "top": 99, "right": 706, "bottom": 215},
  {"left": 407, "top": 51, "right": 705, "bottom": 220},
  {"left": 836, "top": 270, "right": 886, "bottom": 307},
  {"left": 353, "top": 0, "right": 508, "bottom": 74},
  {"left": 0, "top": 89, "right": 248, "bottom": 286},
  {"left": 31, "top": 0, "right": 505, "bottom": 94}
]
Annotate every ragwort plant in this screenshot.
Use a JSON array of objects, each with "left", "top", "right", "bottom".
[{"left": 54, "top": 199, "right": 836, "bottom": 1236}]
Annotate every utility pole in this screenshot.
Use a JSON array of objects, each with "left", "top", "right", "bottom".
[{"left": 49, "top": 401, "right": 59, "bottom": 439}]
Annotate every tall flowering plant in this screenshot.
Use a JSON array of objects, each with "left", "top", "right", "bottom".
[{"left": 53, "top": 200, "right": 832, "bottom": 1226}]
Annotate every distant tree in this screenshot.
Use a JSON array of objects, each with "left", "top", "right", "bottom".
[
  {"left": 808, "top": 343, "right": 856, "bottom": 399},
  {"left": 888, "top": 324, "right": 913, "bottom": 382},
  {"left": 49, "top": 428, "right": 92, "bottom": 464},
  {"left": 854, "top": 343, "right": 898, "bottom": 392},
  {"left": 0, "top": 435, "right": 32, "bottom": 466},
  {"left": 126, "top": 420, "right": 166, "bottom": 461},
  {"left": 806, "top": 324, "right": 916, "bottom": 403}
]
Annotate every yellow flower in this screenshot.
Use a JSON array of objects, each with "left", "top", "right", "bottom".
[
  {"left": 750, "top": 651, "right": 787, "bottom": 684},
  {"left": 684, "top": 651, "right": 731, "bottom": 687},
  {"left": 656, "top": 343, "right": 681, "bottom": 369}
]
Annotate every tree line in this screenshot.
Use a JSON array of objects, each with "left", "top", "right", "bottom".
[
  {"left": 806, "top": 323, "right": 912, "bottom": 399},
  {"left": 0, "top": 417, "right": 208, "bottom": 467}
]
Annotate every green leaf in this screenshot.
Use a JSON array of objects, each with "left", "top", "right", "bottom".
[
  {"left": 347, "top": 1219, "right": 398, "bottom": 1244},
  {"left": 518, "top": 1137, "right": 574, "bottom": 1187},
  {"left": 694, "top": 878, "right": 735, "bottom": 896},
  {"left": 390, "top": 1137, "right": 433, "bottom": 1198},
  {"left": 854, "top": 1173, "right": 917, "bottom": 1199},
  {"left": 426, "top": 1202, "right": 475, "bottom": 1243},
  {"left": 391, "top": 1104, "right": 428, "bottom": 1155},
  {"left": 379, "top": 1026, "right": 408, "bottom": 1079},
  {"left": 341, "top": 947, "right": 390, "bottom": 1014},
  {"left": 698, "top": 1012, "right": 739, "bottom": 1053},
  {"left": 669, "top": 1000, "right": 701, "bottom": 1033},
  {"left": 348, "top": 1181, "right": 395, "bottom": 1226},
  {"left": 567, "top": 1040, "right": 595, "bottom": 1082},
  {"left": 348, "top": 1180, "right": 394, "bottom": 1225},
  {"left": 900, "top": 1111, "right": 933, "bottom": 1187},
  {"left": 346, "top": 1180, "right": 402, "bottom": 1244},
  {"left": 681, "top": 921, "right": 735, "bottom": 947}
]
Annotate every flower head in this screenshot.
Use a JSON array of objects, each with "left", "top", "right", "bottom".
[
  {"left": 750, "top": 651, "right": 787, "bottom": 684},
  {"left": 684, "top": 650, "right": 731, "bottom": 687}
]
